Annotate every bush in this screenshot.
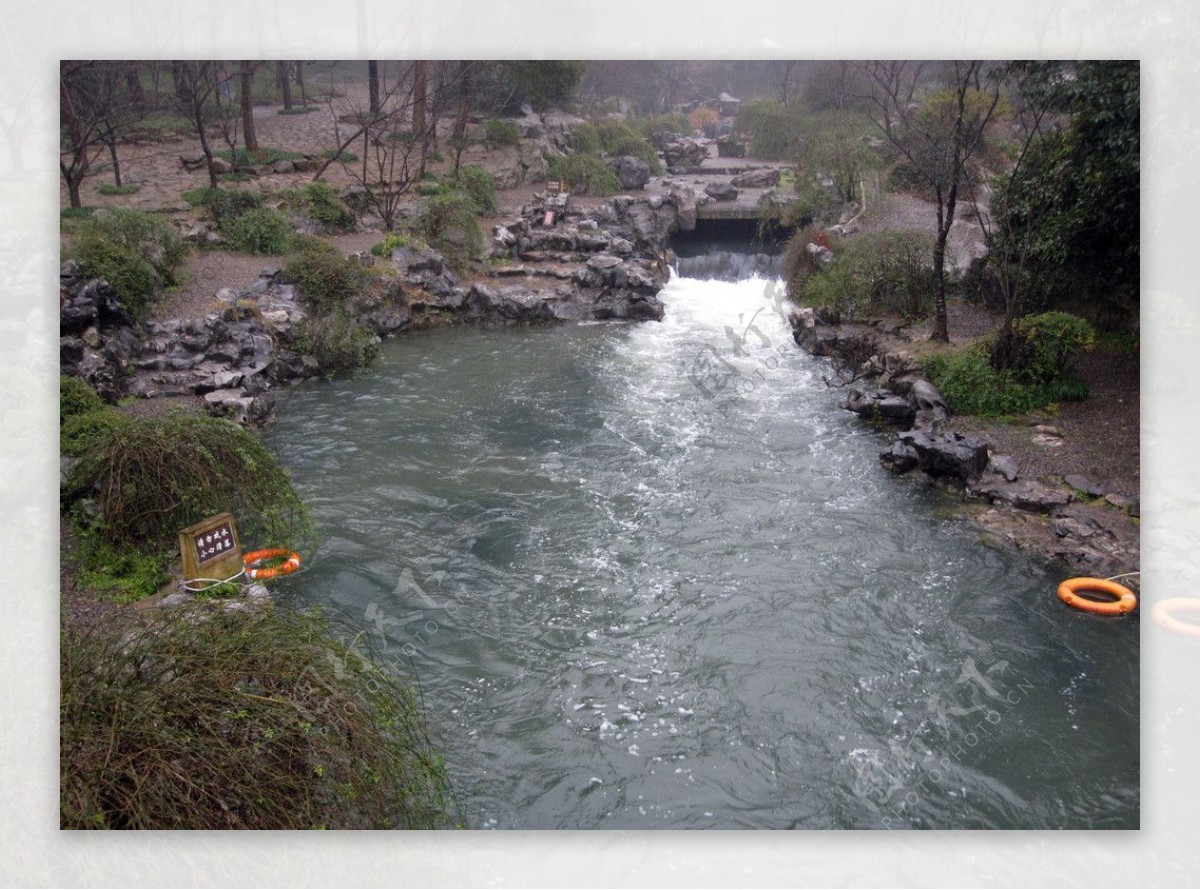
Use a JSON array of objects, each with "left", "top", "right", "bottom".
[
  {"left": 546, "top": 154, "right": 621, "bottom": 196},
  {"left": 223, "top": 207, "right": 294, "bottom": 255},
  {"left": 454, "top": 165, "right": 497, "bottom": 215},
  {"left": 283, "top": 243, "right": 365, "bottom": 309},
  {"left": 182, "top": 188, "right": 264, "bottom": 231},
  {"left": 67, "top": 208, "right": 187, "bottom": 322},
  {"left": 798, "top": 231, "right": 935, "bottom": 317},
  {"left": 734, "top": 98, "right": 805, "bottom": 160},
  {"left": 215, "top": 146, "right": 306, "bottom": 166},
  {"left": 992, "top": 311, "right": 1096, "bottom": 386},
  {"left": 415, "top": 193, "right": 483, "bottom": 265},
  {"left": 634, "top": 112, "right": 693, "bottom": 146},
  {"left": 295, "top": 182, "right": 355, "bottom": 232},
  {"left": 76, "top": 534, "right": 171, "bottom": 603},
  {"left": 297, "top": 309, "right": 380, "bottom": 376},
  {"left": 571, "top": 120, "right": 663, "bottom": 174},
  {"left": 369, "top": 231, "right": 425, "bottom": 257},
  {"left": 61, "top": 407, "right": 129, "bottom": 459},
  {"left": 61, "top": 375, "right": 105, "bottom": 423},
  {"left": 69, "top": 410, "right": 312, "bottom": 554},
  {"left": 922, "top": 345, "right": 1040, "bottom": 418},
  {"left": 61, "top": 606, "right": 455, "bottom": 829},
  {"left": 484, "top": 119, "right": 521, "bottom": 147}
]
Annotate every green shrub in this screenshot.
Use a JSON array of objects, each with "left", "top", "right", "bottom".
[
  {"left": 415, "top": 193, "right": 483, "bottom": 265},
  {"left": 484, "top": 118, "right": 521, "bottom": 147},
  {"left": 921, "top": 345, "right": 1041, "bottom": 418},
  {"left": 283, "top": 243, "right": 365, "bottom": 309},
  {"left": 734, "top": 98, "right": 805, "bottom": 160},
  {"left": 70, "top": 239, "right": 159, "bottom": 323},
  {"left": 295, "top": 182, "right": 355, "bottom": 231},
  {"left": 61, "top": 606, "right": 455, "bottom": 829},
  {"left": 800, "top": 231, "right": 935, "bottom": 317},
  {"left": 297, "top": 309, "right": 380, "bottom": 376},
  {"left": 224, "top": 208, "right": 294, "bottom": 255},
  {"left": 781, "top": 225, "right": 828, "bottom": 300},
  {"left": 370, "top": 231, "right": 415, "bottom": 257},
  {"left": 633, "top": 112, "right": 693, "bottom": 145},
  {"left": 61, "top": 206, "right": 98, "bottom": 221},
  {"left": 993, "top": 311, "right": 1096, "bottom": 386},
  {"left": 454, "top": 165, "right": 497, "bottom": 215},
  {"left": 546, "top": 154, "right": 621, "bottom": 196},
  {"left": 61, "top": 408, "right": 129, "bottom": 459},
  {"left": 98, "top": 183, "right": 139, "bottom": 196},
  {"left": 590, "top": 119, "right": 662, "bottom": 174},
  {"left": 67, "top": 208, "right": 187, "bottom": 321},
  {"left": 69, "top": 409, "right": 312, "bottom": 554},
  {"left": 182, "top": 188, "right": 264, "bottom": 230},
  {"left": 61, "top": 375, "right": 106, "bottom": 423}
]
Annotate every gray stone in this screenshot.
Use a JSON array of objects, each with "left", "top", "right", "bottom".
[
  {"left": 898, "top": 429, "right": 990, "bottom": 481},
  {"left": 704, "top": 183, "right": 738, "bottom": 202},
  {"left": 609, "top": 155, "right": 651, "bottom": 190},
  {"left": 731, "top": 168, "right": 781, "bottom": 188},
  {"left": 969, "top": 476, "right": 1072, "bottom": 513},
  {"left": 987, "top": 453, "right": 1019, "bottom": 482},
  {"left": 1064, "top": 474, "right": 1106, "bottom": 497}
]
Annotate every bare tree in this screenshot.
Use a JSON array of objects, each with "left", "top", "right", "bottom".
[
  {"left": 278, "top": 61, "right": 293, "bottom": 111},
  {"left": 318, "top": 61, "right": 467, "bottom": 231},
  {"left": 60, "top": 61, "right": 128, "bottom": 207},
  {"left": 177, "top": 61, "right": 224, "bottom": 189},
  {"left": 858, "top": 60, "right": 1002, "bottom": 341},
  {"left": 368, "top": 60, "right": 381, "bottom": 114}
]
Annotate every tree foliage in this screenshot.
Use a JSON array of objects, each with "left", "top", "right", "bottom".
[{"left": 991, "top": 61, "right": 1139, "bottom": 327}]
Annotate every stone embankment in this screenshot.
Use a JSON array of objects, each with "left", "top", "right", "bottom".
[
  {"left": 59, "top": 187, "right": 689, "bottom": 428},
  {"left": 788, "top": 307, "right": 1140, "bottom": 580}
]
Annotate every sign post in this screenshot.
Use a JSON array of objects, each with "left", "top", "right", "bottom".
[{"left": 179, "top": 512, "right": 243, "bottom": 585}]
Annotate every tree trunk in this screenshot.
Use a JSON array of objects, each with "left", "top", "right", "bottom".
[
  {"left": 453, "top": 61, "right": 470, "bottom": 175},
  {"left": 240, "top": 61, "right": 258, "bottom": 153},
  {"left": 931, "top": 236, "right": 949, "bottom": 342},
  {"left": 106, "top": 134, "right": 122, "bottom": 186},
  {"left": 125, "top": 63, "right": 145, "bottom": 114},
  {"left": 368, "top": 60, "right": 380, "bottom": 115},
  {"left": 278, "top": 61, "right": 293, "bottom": 110},
  {"left": 171, "top": 61, "right": 192, "bottom": 112},
  {"left": 63, "top": 164, "right": 82, "bottom": 208},
  {"left": 413, "top": 60, "right": 428, "bottom": 177},
  {"left": 295, "top": 61, "right": 307, "bottom": 106}
]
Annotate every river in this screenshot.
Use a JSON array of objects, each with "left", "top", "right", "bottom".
[{"left": 263, "top": 270, "right": 1138, "bottom": 829}]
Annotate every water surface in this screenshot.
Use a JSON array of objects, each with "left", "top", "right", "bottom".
[{"left": 264, "top": 273, "right": 1138, "bottom": 829}]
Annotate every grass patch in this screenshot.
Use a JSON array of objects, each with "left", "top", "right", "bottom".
[
  {"left": 278, "top": 106, "right": 319, "bottom": 116},
  {"left": 61, "top": 206, "right": 99, "bottom": 220},
  {"left": 289, "top": 182, "right": 355, "bottom": 232},
  {"left": 219, "top": 172, "right": 254, "bottom": 183},
  {"left": 61, "top": 606, "right": 455, "bottom": 829},
  {"left": 98, "top": 183, "right": 139, "bottom": 196},
  {"left": 216, "top": 146, "right": 306, "bottom": 166},
  {"left": 320, "top": 148, "right": 359, "bottom": 163}
]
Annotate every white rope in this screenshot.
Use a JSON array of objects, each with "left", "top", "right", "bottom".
[
  {"left": 181, "top": 567, "right": 247, "bottom": 593},
  {"left": 1104, "top": 571, "right": 1141, "bottom": 583}
]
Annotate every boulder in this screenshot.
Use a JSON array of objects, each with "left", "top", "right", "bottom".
[
  {"left": 609, "top": 155, "right": 652, "bottom": 190},
  {"left": 731, "top": 168, "right": 780, "bottom": 188},
  {"left": 272, "top": 159, "right": 296, "bottom": 174},
  {"left": 704, "top": 183, "right": 738, "bottom": 202},
  {"left": 895, "top": 429, "right": 989, "bottom": 481},
  {"left": 843, "top": 388, "right": 916, "bottom": 427},
  {"left": 1064, "top": 474, "right": 1106, "bottom": 497}
]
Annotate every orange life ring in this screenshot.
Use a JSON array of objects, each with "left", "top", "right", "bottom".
[
  {"left": 1152, "top": 597, "right": 1200, "bottom": 639},
  {"left": 1057, "top": 577, "right": 1137, "bottom": 616},
  {"left": 243, "top": 548, "right": 301, "bottom": 581}
]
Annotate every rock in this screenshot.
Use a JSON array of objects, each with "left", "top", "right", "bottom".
[
  {"left": 897, "top": 429, "right": 990, "bottom": 481},
  {"left": 210, "top": 157, "right": 233, "bottom": 174},
  {"left": 1104, "top": 492, "right": 1139, "bottom": 516},
  {"left": 843, "top": 388, "right": 915, "bottom": 427},
  {"left": 663, "top": 138, "right": 709, "bottom": 169},
  {"left": 704, "top": 183, "right": 738, "bottom": 202},
  {"left": 880, "top": 439, "right": 920, "bottom": 473},
  {"left": 160, "top": 592, "right": 193, "bottom": 609},
  {"left": 987, "top": 453, "right": 1019, "bottom": 482},
  {"left": 1064, "top": 474, "right": 1106, "bottom": 497},
  {"left": 968, "top": 476, "right": 1073, "bottom": 513},
  {"left": 731, "top": 168, "right": 780, "bottom": 188},
  {"left": 716, "top": 136, "right": 746, "bottom": 158},
  {"left": 609, "top": 155, "right": 651, "bottom": 190},
  {"left": 292, "top": 156, "right": 319, "bottom": 173}
]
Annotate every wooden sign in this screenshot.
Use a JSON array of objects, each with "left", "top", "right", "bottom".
[
  {"left": 179, "top": 512, "right": 243, "bottom": 584},
  {"left": 546, "top": 179, "right": 562, "bottom": 194}
]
